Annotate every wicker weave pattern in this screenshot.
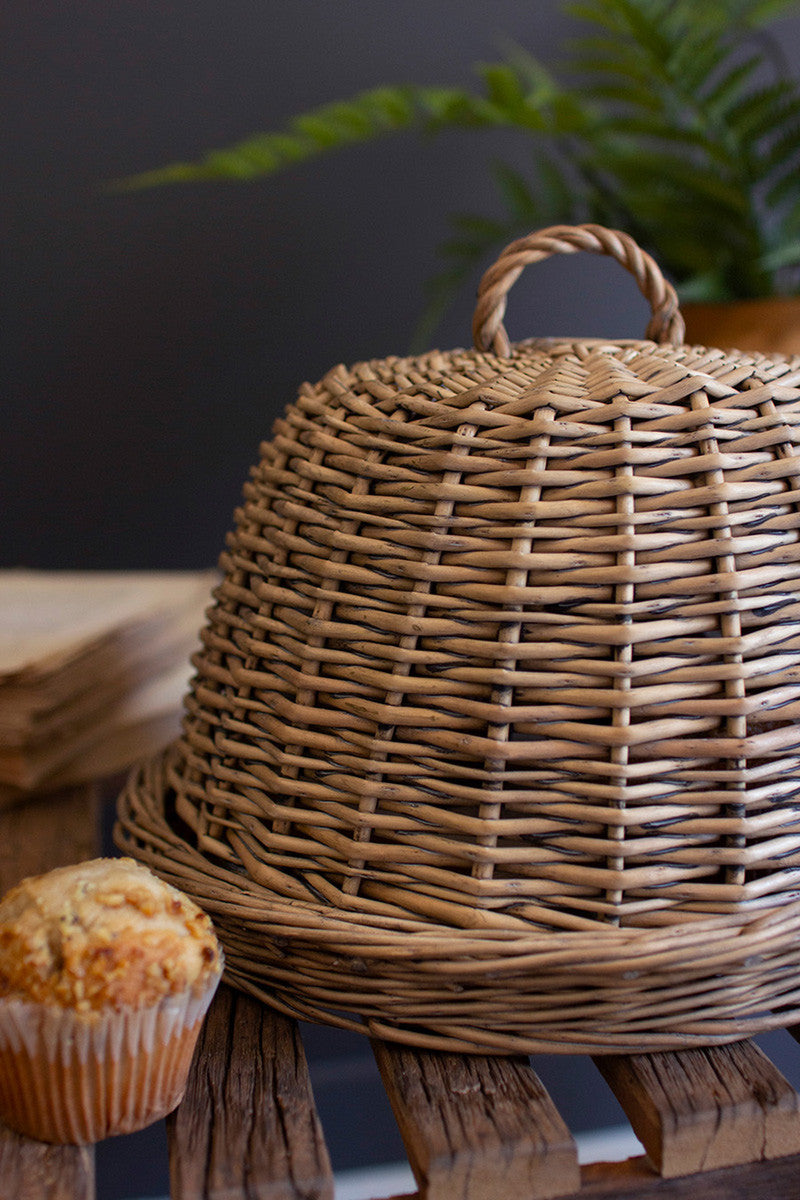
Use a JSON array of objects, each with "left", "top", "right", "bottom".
[{"left": 118, "top": 226, "right": 800, "bottom": 1053}]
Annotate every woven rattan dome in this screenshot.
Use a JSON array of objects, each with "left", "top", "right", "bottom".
[{"left": 118, "top": 225, "right": 800, "bottom": 1054}]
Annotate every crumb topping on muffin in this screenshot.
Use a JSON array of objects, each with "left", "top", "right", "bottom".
[{"left": 0, "top": 858, "right": 222, "bottom": 1011}]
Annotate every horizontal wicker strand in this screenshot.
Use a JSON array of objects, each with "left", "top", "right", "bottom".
[{"left": 117, "top": 752, "right": 800, "bottom": 1054}]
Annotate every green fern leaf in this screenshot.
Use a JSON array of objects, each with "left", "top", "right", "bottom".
[
  {"left": 587, "top": 84, "right": 660, "bottom": 113},
  {"left": 760, "top": 238, "right": 800, "bottom": 272},
  {"left": 733, "top": 0, "right": 800, "bottom": 26},
  {"left": 412, "top": 265, "right": 474, "bottom": 351},
  {"left": 365, "top": 87, "right": 417, "bottom": 125},
  {"left": 412, "top": 211, "right": 515, "bottom": 348},
  {"left": 596, "top": 0, "right": 672, "bottom": 63},
  {"left": 492, "top": 163, "right": 541, "bottom": 222},
  {"left": 531, "top": 153, "right": 581, "bottom": 219},
  {"left": 700, "top": 54, "right": 762, "bottom": 117},
  {"left": 292, "top": 113, "right": 355, "bottom": 148},
  {"left": 570, "top": 36, "right": 667, "bottom": 95},
  {"left": 476, "top": 61, "right": 577, "bottom": 130},
  {"left": 781, "top": 197, "right": 800, "bottom": 237},
  {"left": 113, "top": 0, "right": 800, "bottom": 311},
  {"left": 599, "top": 115, "right": 733, "bottom": 163},
  {"left": 665, "top": 30, "right": 728, "bottom": 92},
  {"left": 600, "top": 143, "right": 751, "bottom": 215},
  {"left": 440, "top": 212, "right": 510, "bottom": 254},
  {"left": 111, "top": 84, "right": 492, "bottom": 189},
  {"left": 725, "top": 82, "right": 798, "bottom": 143},
  {"left": 758, "top": 97, "right": 800, "bottom": 151},
  {"left": 565, "top": 1, "right": 624, "bottom": 31},
  {"left": 764, "top": 126, "right": 800, "bottom": 205},
  {"left": 481, "top": 64, "right": 529, "bottom": 111}
]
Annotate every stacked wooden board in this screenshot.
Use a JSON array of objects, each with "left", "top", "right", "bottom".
[{"left": 0, "top": 570, "right": 213, "bottom": 801}]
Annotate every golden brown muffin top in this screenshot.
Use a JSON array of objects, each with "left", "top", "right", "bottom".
[{"left": 0, "top": 857, "right": 222, "bottom": 1011}]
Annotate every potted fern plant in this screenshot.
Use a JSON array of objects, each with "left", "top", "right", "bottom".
[{"left": 121, "top": 0, "right": 800, "bottom": 354}]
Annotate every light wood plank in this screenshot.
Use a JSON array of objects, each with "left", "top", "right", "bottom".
[
  {"left": 167, "top": 984, "right": 334, "bottom": 1200},
  {"left": 373, "top": 1040, "right": 580, "bottom": 1200},
  {"left": 593, "top": 1040, "right": 800, "bottom": 1178},
  {"left": 0, "top": 1129, "right": 94, "bottom": 1200}
]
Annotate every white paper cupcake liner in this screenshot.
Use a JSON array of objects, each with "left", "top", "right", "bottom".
[{"left": 0, "top": 970, "right": 221, "bottom": 1143}]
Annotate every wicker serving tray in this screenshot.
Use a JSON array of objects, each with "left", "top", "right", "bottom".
[{"left": 117, "top": 225, "right": 800, "bottom": 1054}]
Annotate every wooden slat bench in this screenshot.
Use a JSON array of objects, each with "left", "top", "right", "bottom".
[{"left": 5, "top": 784, "right": 800, "bottom": 1200}]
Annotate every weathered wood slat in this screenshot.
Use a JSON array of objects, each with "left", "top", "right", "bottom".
[
  {"left": 382, "top": 1148, "right": 800, "bottom": 1200},
  {"left": 0, "top": 1130, "right": 94, "bottom": 1200},
  {"left": 167, "top": 984, "right": 334, "bottom": 1200},
  {"left": 372, "top": 1040, "right": 580, "bottom": 1200},
  {"left": 593, "top": 1040, "right": 800, "bottom": 1178},
  {"left": 574, "top": 1150, "right": 800, "bottom": 1199}
]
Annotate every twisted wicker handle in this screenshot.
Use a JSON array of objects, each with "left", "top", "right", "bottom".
[{"left": 472, "top": 223, "right": 685, "bottom": 356}]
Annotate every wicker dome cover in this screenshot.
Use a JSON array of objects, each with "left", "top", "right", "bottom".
[{"left": 118, "top": 225, "right": 800, "bottom": 1055}]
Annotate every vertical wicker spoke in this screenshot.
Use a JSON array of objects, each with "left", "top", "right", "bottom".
[
  {"left": 269, "top": 374, "right": 382, "bottom": 844},
  {"left": 606, "top": 413, "right": 634, "bottom": 924},
  {"left": 345, "top": 384, "right": 482, "bottom": 898},
  {"left": 690, "top": 389, "right": 747, "bottom": 892},
  {"left": 474, "top": 404, "right": 554, "bottom": 895},
  {"left": 345, "top": 568, "right": 436, "bottom": 898}
]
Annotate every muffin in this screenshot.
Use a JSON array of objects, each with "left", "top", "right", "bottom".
[{"left": 0, "top": 856, "right": 222, "bottom": 1143}]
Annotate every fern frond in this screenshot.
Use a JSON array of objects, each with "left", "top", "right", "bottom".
[
  {"left": 570, "top": 33, "right": 659, "bottom": 76},
  {"left": 666, "top": 31, "right": 729, "bottom": 95},
  {"left": 596, "top": 142, "right": 751, "bottom": 214},
  {"left": 781, "top": 197, "right": 800, "bottom": 238},
  {"left": 700, "top": 54, "right": 762, "bottom": 117},
  {"left": 729, "top": 0, "right": 800, "bottom": 27},
  {"left": 477, "top": 56, "right": 592, "bottom": 133},
  {"left": 760, "top": 237, "right": 800, "bottom": 272},
  {"left": 412, "top": 214, "right": 511, "bottom": 351},
  {"left": 491, "top": 163, "right": 542, "bottom": 223},
  {"left": 764, "top": 127, "right": 800, "bottom": 206},
  {"left": 116, "top": 0, "right": 800, "bottom": 314},
  {"left": 111, "top": 84, "right": 496, "bottom": 189},
  {"left": 580, "top": 81, "right": 662, "bottom": 112},
  {"left": 598, "top": 115, "right": 734, "bottom": 163},
  {"left": 725, "top": 82, "right": 799, "bottom": 144},
  {"left": 588, "top": 0, "right": 672, "bottom": 65},
  {"left": 413, "top": 155, "right": 583, "bottom": 348}
]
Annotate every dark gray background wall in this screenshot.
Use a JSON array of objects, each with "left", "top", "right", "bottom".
[{"left": 5, "top": 0, "right": 706, "bottom": 572}]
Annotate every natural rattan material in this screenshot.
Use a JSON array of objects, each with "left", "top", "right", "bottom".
[{"left": 117, "top": 225, "right": 800, "bottom": 1054}]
